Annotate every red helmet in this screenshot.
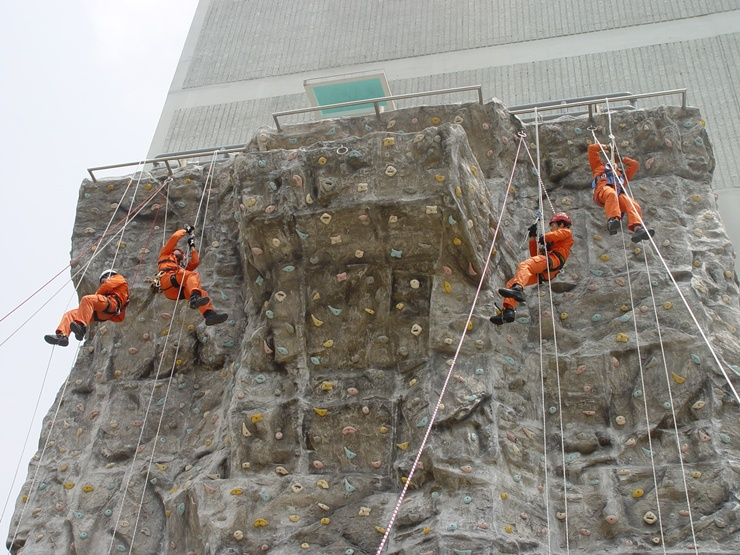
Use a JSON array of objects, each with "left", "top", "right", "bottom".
[{"left": 550, "top": 212, "right": 572, "bottom": 227}]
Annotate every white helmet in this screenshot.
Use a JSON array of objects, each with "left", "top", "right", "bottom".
[{"left": 100, "top": 269, "right": 118, "bottom": 281}]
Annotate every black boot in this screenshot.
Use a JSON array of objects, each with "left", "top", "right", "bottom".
[
  {"left": 44, "top": 333, "right": 69, "bottom": 347},
  {"left": 204, "top": 310, "right": 228, "bottom": 326},
  {"left": 498, "top": 284, "right": 526, "bottom": 303},
  {"left": 607, "top": 217, "right": 621, "bottom": 235},
  {"left": 490, "top": 308, "right": 516, "bottom": 325},
  {"left": 189, "top": 292, "right": 210, "bottom": 309},
  {"left": 631, "top": 225, "right": 655, "bottom": 243},
  {"left": 70, "top": 321, "right": 86, "bottom": 341}
]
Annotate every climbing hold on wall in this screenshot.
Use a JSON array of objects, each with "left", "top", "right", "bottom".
[
  {"left": 317, "top": 480, "right": 329, "bottom": 489},
  {"left": 385, "top": 166, "right": 398, "bottom": 176},
  {"left": 643, "top": 512, "right": 657, "bottom": 525}
]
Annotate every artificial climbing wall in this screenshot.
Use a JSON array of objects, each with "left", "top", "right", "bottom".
[{"left": 9, "top": 101, "right": 740, "bottom": 555}]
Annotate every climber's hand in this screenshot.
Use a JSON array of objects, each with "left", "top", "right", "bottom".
[
  {"left": 187, "top": 236, "right": 195, "bottom": 249},
  {"left": 184, "top": 224, "right": 195, "bottom": 234},
  {"left": 527, "top": 223, "right": 538, "bottom": 238}
]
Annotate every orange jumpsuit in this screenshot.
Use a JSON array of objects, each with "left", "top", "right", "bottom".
[
  {"left": 158, "top": 229, "right": 214, "bottom": 316},
  {"left": 56, "top": 274, "right": 129, "bottom": 336},
  {"left": 588, "top": 143, "right": 642, "bottom": 231},
  {"left": 503, "top": 227, "right": 573, "bottom": 311}
]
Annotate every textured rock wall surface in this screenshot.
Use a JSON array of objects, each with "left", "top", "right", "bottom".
[{"left": 9, "top": 101, "right": 740, "bottom": 554}]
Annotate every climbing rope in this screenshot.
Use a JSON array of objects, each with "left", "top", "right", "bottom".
[
  {"left": 375, "top": 135, "right": 527, "bottom": 554},
  {"left": 2, "top": 341, "right": 80, "bottom": 542},
  {"left": 642, "top": 247, "right": 700, "bottom": 553},
  {"left": 533, "top": 109, "right": 564, "bottom": 553},
  {"left": 108, "top": 154, "right": 219, "bottom": 555},
  {"left": 616, "top": 226, "right": 668, "bottom": 553}
]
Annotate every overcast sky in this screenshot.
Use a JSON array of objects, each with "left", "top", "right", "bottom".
[{"left": 0, "top": 0, "right": 200, "bottom": 543}]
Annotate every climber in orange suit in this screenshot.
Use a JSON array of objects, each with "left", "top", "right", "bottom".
[
  {"left": 490, "top": 212, "right": 574, "bottom": 325},
  {"left": 156, "top": 225, "right": 228, "bottom": 326},
  {"left": 588, "top": 142, "right": 654, "bottom": 242},
  {"left": 44, "top": 270, "right": 129, "bottom": 346}
]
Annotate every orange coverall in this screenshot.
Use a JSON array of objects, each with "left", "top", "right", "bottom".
[
  {"left": 158, "top": 229, "right": 214, "bottom": 316},
  {"left": 56, "top": 274, "right": 129, "bottom": 336},
  {"left": 588, "top": 143, "right": 642, "bottom": 231},
  {"left": 503, "top": 227, "right": 574, "bottom": 311}
]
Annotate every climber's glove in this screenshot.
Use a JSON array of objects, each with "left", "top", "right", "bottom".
[
  {"left": 187, "top": 236, "right": 195, "bottom": 249},
  {"left": 527, "top": 223, "right": 538, "bottom": 238},
  {"left": 184, "top": 224, "right": 195, "bottom": 234}
]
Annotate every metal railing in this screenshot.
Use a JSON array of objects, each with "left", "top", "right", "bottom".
[
  {"left": 272, "top": 85, "right": 484, "bottom": 132},
  {"left": 509, "top": 88, "right": 687, "bottom": 122},
  {"left": 88, "top": 88, "right": 687, "bottom": 181},
  {"left": 86, "top": 146, "right": 247, "bottom": 183}
]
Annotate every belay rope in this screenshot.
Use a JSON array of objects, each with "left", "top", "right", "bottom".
[{"left": 109, "top": 151, "right": 220, "bottom": 555}]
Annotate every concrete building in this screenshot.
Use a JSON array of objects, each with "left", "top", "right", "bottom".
[{"left": 148, "top": 0, "right": 740, "bottom": 249}]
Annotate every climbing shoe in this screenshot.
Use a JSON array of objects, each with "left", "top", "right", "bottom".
[
  {"left": 44, "top": 333, "right": 69, "bottom": 347},
  {"left": 498, "top": 284, "right": 526, "bottom": 303},
  {"left": 70, "top": 321, "right": 87, "bottom": 341},
  {"left": 631, "top": 225, "right": 655, "bottom": 243},
  {"left": 189, "top": 292, "right": 210, "bottom": 309},
  {"left": 490, "top": 308, "right": 516, "bottom": 325},
  {"left": 204, "top": 310, "right": 228, "bottom": 326},
  {"left": 607, "top": 217, "right": 621, "bottom": 235}
]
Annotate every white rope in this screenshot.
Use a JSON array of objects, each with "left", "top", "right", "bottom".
[
  {"left": 5, "top": 340, "right": 80, "bottom": 549},
  {"left": 522, "top": 132, "right": 570, "bottom": 552},
  {"left": 111, "top": 153, "right": 219, "bottom": 554},
  {"left": 374, "top": 135, "right": 526, "bottom": 554},
  {"left": 617, "top": 228, "right": 668, "bottom": 553},
  {"left": 533, "top": 109, "right": 554, "bottom": 554},
  {"left": 642, "top": 247, "right": 700, "bottom": 553}
]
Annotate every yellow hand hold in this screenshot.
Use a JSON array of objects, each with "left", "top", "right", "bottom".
[
  {"left": 253, "top": 518, "right": 269, "bottom": 527},
  {"left": 671, "top": 372, "right": 685, "bottom": 384},
  {"left": 81, "top": 485, "right": 94, "bottom": 492},
  {"left": 313, "top": 408, "right": 328, "bottom": 416},
  {"left": 443, "top": 281, "right": 451, "bottom": 293},
  {"left": 250, "top": 413, "right": 263, "bottom": 424},
  {"left": 230, "top": 488, "right": 243, "bottom": 495},
  {"left": 289, "top": 515, "right": 301, "bottom": 522},
  {"left": 396, "top": 442, "right": 409, "bottom": 450},
  {"left": 311, "top": 314, "right": 324, "bottom": 327}
]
